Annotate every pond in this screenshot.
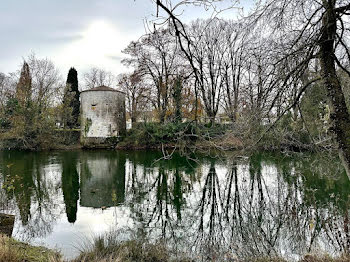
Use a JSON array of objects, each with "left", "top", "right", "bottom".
[{"left": 0, "top": 150, "right": 349, "bottom": 261}]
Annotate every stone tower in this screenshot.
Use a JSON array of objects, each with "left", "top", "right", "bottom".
[{"left": 80, "top": 86, "right": 126, "bottom": 148}]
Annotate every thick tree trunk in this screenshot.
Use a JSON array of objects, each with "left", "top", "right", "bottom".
[
  {"left": 233, "top": 90, "right": 239, "bottom": 122},
  {"left": 319, "top": 0, "right": 350, "bottom": 179},
  {"left": 159, "top": 109, "right": 166, "bottom": 123},
  {"left": 208, "top": 114, "right": 215, "bottom": 126}
]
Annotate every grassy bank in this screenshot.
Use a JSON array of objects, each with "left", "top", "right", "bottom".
[
  {"left": 73, "top": 239, "right": 350, "bottom": 262},
  {"left": 0, "top": 129, "right": 81, "bottom": 151},
  {"left": 1, "top": 234, "right": 350, "bottom": 262},
  {"left": 74, "top": 239, "right": 191, "bottom": 262},
  {"left": 0, "top": 234, "right": 61, "bottom": 262}
]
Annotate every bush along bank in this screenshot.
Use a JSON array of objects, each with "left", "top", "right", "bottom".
[{"left": 116, "top": 119, "right": 331, "bottom": 153}]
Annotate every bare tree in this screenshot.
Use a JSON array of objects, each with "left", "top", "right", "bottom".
[
  {"left": 83, "top": 67, "right": 116, "bottom": 90},
  {"left": 118, "top": 71, "right": 150, "bottom": 124},
  {"left": 186, "top": 19, "right": 229, "bottom": 124},
  {"left": 0, "top": 73, "right": 7, "bottom": 108},
  {"left": 0, "top": 55, "right": 64, "bottom": 149},
  {"left": 221, "top": 21, "right": 247, "bottom": 122},
  {"left": 0, "top": 73, "right": 14, "bottom": 108},
  {"left": 246, "top": 0, "right": 350, "bottom": 176},
  {"left": 27, "top": 54, "right": 63, "bottom": 112},
  {"left": 154, "top": 0, "right": 350, "bottom": 178},
  {"left": 122, "top": 28, "right": 182, "bottom": 123}
]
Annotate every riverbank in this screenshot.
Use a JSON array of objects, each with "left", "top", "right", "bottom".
[
  {"left": 1, "top": 234, "right": 350, "bottom": 262},
  {"left": 73, "top": 235, "right": 350, "bottom": 262},
  {"left": 0, "top": 122, "right": 332, "bottom": 153},
  {"left": 0, "top": 234, "right": 61, "bottom": 262},
  {"left": 115, "top": 122, "right": 328, "bottom": 153}
]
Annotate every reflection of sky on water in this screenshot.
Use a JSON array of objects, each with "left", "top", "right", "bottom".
[
  {"left": 0, "top": 150, "right": 349, "bottom": 260},
  {"left": 29, "top": 206, "right": 134, "bottom": 259}
]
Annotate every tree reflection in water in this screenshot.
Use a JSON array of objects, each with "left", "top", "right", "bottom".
[
  {"left": 0, "top": 150, "right": 349, "bottom": 260},
  {"left": 61, "top": 152, "right": 79, "bottom": 223},
  {"left": 0, "top": 151, "right": 63, "bottom": 241}
]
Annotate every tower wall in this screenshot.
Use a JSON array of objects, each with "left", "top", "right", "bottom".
[{"left": 80, "top": 89, "right": 126, "bottom": 148}]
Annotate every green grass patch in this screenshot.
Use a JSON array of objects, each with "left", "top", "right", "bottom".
[{"left": 0, "top": 234, "right": 61, "bottom": 262}]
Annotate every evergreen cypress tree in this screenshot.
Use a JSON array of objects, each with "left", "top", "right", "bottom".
[
  {"left": 64, "top": 67, "right": 80, "bottom": 128},
  {"left": 16, "top": 62, "right": 32, "bottom": 107}
]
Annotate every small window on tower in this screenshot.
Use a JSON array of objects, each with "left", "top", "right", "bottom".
[{"left": 91, "top": 104, "right": 97, "bottom": 110}]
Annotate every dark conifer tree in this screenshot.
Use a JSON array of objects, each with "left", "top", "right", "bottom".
[
  {"left": 64, "top": 67, "right": 80, "bottom": 128},
  {"left": 16, "top": 62, "right": 32, "bottom": 107}
]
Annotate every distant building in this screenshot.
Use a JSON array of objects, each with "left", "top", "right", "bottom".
[{"left": 80, "top": 86, "right": 126, "bottom": 148}]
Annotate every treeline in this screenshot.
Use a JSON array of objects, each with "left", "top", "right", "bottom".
[
  {"left": 0, "top": 55, "right": 80, "bottom": 150},
  {"left": 1, "top": 0, "right": 350, "bottom": 153},
  {"left": 153, "top": 0, "right": 350, "bottom": 178},
  {"left": 117, "top": 15, "right": 349, "bottom": 150}
]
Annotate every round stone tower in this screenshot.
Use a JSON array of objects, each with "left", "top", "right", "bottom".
[{"left": 80, "top": 86, "right": 126, "bottom": 148}]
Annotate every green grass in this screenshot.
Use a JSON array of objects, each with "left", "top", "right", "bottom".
[
  {"left": 74, "top": 237, "right": 191, "bottom": 262},
  {"left": 0, "top": 234, "right": 61, "bottom": 262},
  {"left": 2, "top": 233, "right": 350, "bottom": 262}
]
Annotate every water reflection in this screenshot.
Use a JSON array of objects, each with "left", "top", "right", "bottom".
[
  {"left": 80, "top": 152, "right": 126, "bottom": 208},
  {"left": 0, "top": 150, "right": 349, "bottom": 260},
  {"left": 61, "top": 152, "right": 79, "bottom": 223},
  {"left": 0, "top": 151, "right": 63, "bottom": 241}
]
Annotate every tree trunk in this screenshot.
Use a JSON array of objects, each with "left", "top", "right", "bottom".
[
  {"left": 208, "top": 113, "right": 215, "bottom": 126},
  {"left": 131, "top": 98, "right": 137, "bottom": 124},
  {"left": 131, "top": 116, "right": 136, "bottom": 124},
  {"left": 233, "top": 89, "right": 239, "bottom": 122},
  {"left": 319, "top": 0, "right": 350, "bottom": 179}
]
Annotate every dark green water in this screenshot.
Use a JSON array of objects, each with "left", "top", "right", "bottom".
[{"left": 0, "top": 150, "right": 349, "bottom": 260}]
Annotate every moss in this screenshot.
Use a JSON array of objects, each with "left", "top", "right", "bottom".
[
  {"left": 84, "top": 118, "right": 92, "bottom": 136},
  {"left": 0, "top": 234, "right": 61, "bottom": 262}
]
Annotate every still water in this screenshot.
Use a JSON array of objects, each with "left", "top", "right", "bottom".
[{"left": 0, "top": 150, "right": 349, "bottom": 260}]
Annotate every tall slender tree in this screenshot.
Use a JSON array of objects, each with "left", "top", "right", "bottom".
[
  {"left": 16, "top": 62, "right": 32, "bottom": 107},
  {"left": 64, "top": 67, "right": 80, "bottom": 128}
]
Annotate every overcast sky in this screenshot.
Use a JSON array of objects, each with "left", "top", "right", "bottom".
[{"left": 0, "top": 0, "right": 254, "bottom": 81}]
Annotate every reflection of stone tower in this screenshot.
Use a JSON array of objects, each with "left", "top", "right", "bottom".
[{"left": 80, "top": 152, "right": 126, "bottom": 208}]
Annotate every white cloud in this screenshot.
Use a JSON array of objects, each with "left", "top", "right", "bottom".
[
  {"left": 0, "top": 0, "right": 254, "bottom": 77},
  {"left": 54, "top": 20, "right": 126, "bottom": 73}
]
